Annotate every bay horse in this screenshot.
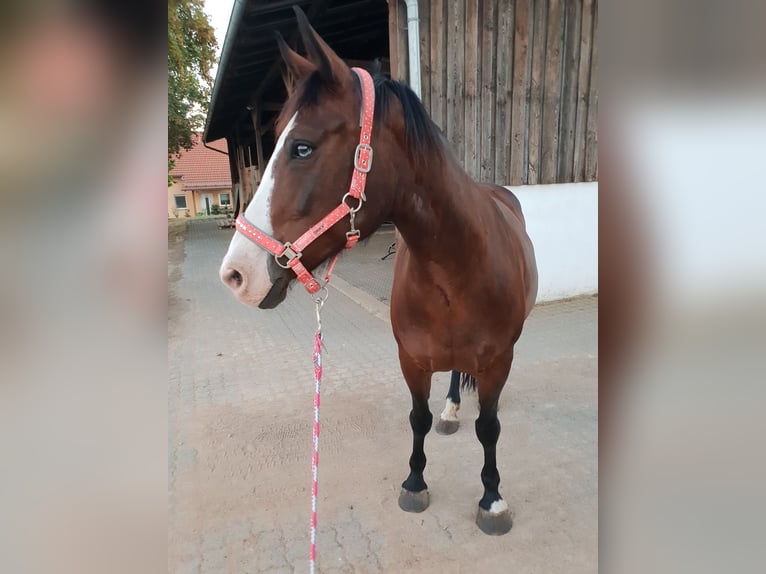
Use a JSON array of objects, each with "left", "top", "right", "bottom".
[{"left": 220, "top": 8, "right": 537, "bottom": 535}]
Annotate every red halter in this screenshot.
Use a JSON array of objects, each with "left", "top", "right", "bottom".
[{"left": 235, "top": 68, "right": 375, "bottom": 295}]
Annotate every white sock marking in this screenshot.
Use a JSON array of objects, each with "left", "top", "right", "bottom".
[
  {"left": 489, "top": 499, "right": 509, "bottom": 514},
  {"left": 440, "top": 398, "right": 460, "bottom": 422}
]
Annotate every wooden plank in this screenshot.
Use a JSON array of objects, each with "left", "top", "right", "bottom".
[
  {"left": 419, "top": 0, "right": 431, "bottom": 113},
  {"left": 247, "top": 149, "right": 258, "bottom": 193},
  {"left": 397, "top": 1, "right": 410, "bottom": 85},
  {"left": 225, "top": 136, "right": 239, "bottom": 186},
  {"left": 233, "top": 125, "right": 245, "bottom": 207},
  {"left": 225, "top": 136, "right": 241, "bottom": 215},
  {"left": 573, "top": 0, "right": 594, "bottom": 182},
  {"left": 479, "top": 0, "right": 496, "bottom": 182},
  {"left": 527, "top": 0, "right": 547, "bottom": 184},
  {"left": 494, "top": 0, "right": 513, "bottom": 183},
  {"left": 479, "top": 0, "right": 498, "bottom": 183},
  {"left": 239, "top": 144, "right": 251, "bottom": 205},
  {"left": 446, "top": 0, "right": 466, "bottom": 165},
  {"left": 430, "top": 0, "right": 447, "bottom": 130},
  {"left": 510, "top": 0, "right": 531, "bottom": 185},
  {"left": 557, "top": 0, "right": 581, "bottom": 182},
  {"left": 541, "top": 0, "right": 564, "bottom": 183},
  {"left": 464, "top": 0, "right": 480, "bottom": 179},
  {"left": 388, "top": 0, "right": 400, "bottom": 80},
  {"left": 250, "top": 108, "right": 265, "bottom": 172},
  {"left": 584, "top": 3, "right": 598, "bottom": 181}
]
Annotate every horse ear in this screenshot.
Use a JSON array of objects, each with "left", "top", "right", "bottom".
[
  {"left": 293, "top": 6, "right": 350, "bottom": 87},
  {"left": 275, "top": 31, "right": 314, "bottom": 95}
]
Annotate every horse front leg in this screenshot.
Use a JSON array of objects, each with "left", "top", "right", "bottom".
[
  {"left": 475, "top": 361, "right": 514, "bottom": 535},
  {"left": 397, "top": 353, "right": 433, "bottom": 513},
  {"left": 435, "top": 370, "right": 461, "bottom": 435}
]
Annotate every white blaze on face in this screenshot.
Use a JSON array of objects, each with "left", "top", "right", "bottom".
[
  {"left": 245, "top": 112, "right": 298, "bottom": 234},
  {"left": 220, "top": 113, "right": 298, "bottom": 306}
]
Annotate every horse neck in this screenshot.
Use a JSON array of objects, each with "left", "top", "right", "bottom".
[{"left": 384, "top": 140, "right": 483, "bottom": 267}]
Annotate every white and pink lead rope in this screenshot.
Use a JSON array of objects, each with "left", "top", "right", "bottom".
[
  {"left": 234, "top": 68, "right": 375, "bottom": 573},
  {"left": 310, "top": 291, "right": 327, "bottom": 574},
  {"left": 235, "top": 67, "right": 371, "bottom": 573}
]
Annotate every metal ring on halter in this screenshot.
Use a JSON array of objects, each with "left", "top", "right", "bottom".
[
  {"left": 275, "top": 242, "right": 301, "bottom": 269},
  {"left": 342, "top": 192, "right": 365, "bottom": 213}
]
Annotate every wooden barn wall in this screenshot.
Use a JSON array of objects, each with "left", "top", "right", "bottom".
[{"left": 390, "top": 0, "right": 598, "bottom": 185}]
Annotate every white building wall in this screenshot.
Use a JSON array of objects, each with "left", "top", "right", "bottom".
[{"left": 508, "top": 182, "right": 598, "bottom": 303}]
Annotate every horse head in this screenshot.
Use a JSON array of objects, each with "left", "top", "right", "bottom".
[{"left": 220, "top": 8, "right": 392, "bottom": 308}]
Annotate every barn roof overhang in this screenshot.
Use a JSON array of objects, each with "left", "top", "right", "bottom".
[{"left": 203, "top": 0, "right": 390, "bottom": 144}]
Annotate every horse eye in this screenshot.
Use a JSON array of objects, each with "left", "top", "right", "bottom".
[{"left": 293, "top": 142, "right": 314, "bottom": 159}]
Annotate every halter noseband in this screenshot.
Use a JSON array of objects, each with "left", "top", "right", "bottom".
[{"left": 235, "top": 67, "right": 375, "bottom": 295}]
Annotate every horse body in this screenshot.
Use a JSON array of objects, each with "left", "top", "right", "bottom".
[
  {"left": 220, "top": 8, "right": 537, "bottom": 536},
  {"left": 378, "top": 128, "right": 537, "bottom": 530},
  {"left": 390, "top": 180, "right": 536, "bottom": 375}
]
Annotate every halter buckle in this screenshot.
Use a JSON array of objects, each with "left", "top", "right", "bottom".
[
  {"left": 275, "top": 242, "right": 302, "bottom": 269},
  {"left": 354, "top": 143, "right": 373, "bottom": 173}
]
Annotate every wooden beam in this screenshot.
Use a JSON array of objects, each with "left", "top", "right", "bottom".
[
  {"left": 243, "top": 0, "right": 311, "bottom": 17},
  {"left": 250, "top": 108, "right": 265, "bottom": 176},
  {"left": 584, "top": 3, "right": 598, "bottom": 181},
  {"left": 527, "top": 0, "right": 547, "bottom": 184},
  {"left": 510, "top": 0, "right": 531, "bottom": 185},
  {"left": 464, "top": 0, "right": 480, "bottom": 179},
  {"left": 573, "top": 0, "right": 594, "bottom": 182},
  {"left": 541, "top": 0, "right": 564, "bottom": 184},
  {"left": 391, "top": 0, "right": 409, "bottom": 83},
  {"left": 430, "top": 0, "right": 446, "bottom": 130},
  {"left": 387, "top": 0, "right": 399, "bottom": 80},
  {"left": 494, "top": 0, "right": 513, "bottom": 183},
  {"left": 557, "top": 0, "right": 582, "bottom": 183},
  {"left": 419, "top": 0, "right": 431, "bottom": 113},
  {"left": 479, "top": 0, "right": 498, "bottom": 183},
  {"left": 446, "top": 0, "right": 465, "bottom": 166}
]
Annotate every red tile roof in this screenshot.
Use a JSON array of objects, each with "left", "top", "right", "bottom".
[{"left": 170, "top": 134, "right": 231, "bottom": 189}]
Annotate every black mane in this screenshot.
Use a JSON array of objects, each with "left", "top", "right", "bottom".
[{"left": 371, "top": 75, "right": 444, "bottom": 164}]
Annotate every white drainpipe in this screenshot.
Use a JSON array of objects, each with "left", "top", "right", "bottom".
[{"left": 403, "top": 0, "right": 422, "bottom": 98}]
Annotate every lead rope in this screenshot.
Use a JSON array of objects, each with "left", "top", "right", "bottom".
[{"left": 310, "top": 289, "right": 327, "bottom": 574}]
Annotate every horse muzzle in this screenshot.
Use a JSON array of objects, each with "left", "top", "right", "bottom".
[{"left": 220, "top": 234, "right": 290, "bottom": 308}]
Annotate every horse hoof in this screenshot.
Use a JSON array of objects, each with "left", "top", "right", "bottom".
[
  {"left": 476, "top": 502, "right": 513, "bottom": 535},
  {"left": 435, "top": 418, "right": 459, "bottom": 435},
  {"left": 398, "top": 488, "right": 430, "bottom": 513}
]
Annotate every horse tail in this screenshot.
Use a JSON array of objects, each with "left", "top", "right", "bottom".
[{"left": 459, "top": 371, "right": 477, "bottom": 392}]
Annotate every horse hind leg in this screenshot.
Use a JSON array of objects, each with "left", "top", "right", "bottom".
[
  {"left": 435, "top": 370, "right": 462, "bottom": 435},
  {"left": 397, "top": 355, "right": 433, "bottom": 513},
  {"left": 474, "top": 364, "right": 513, "bottom": 535}
]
